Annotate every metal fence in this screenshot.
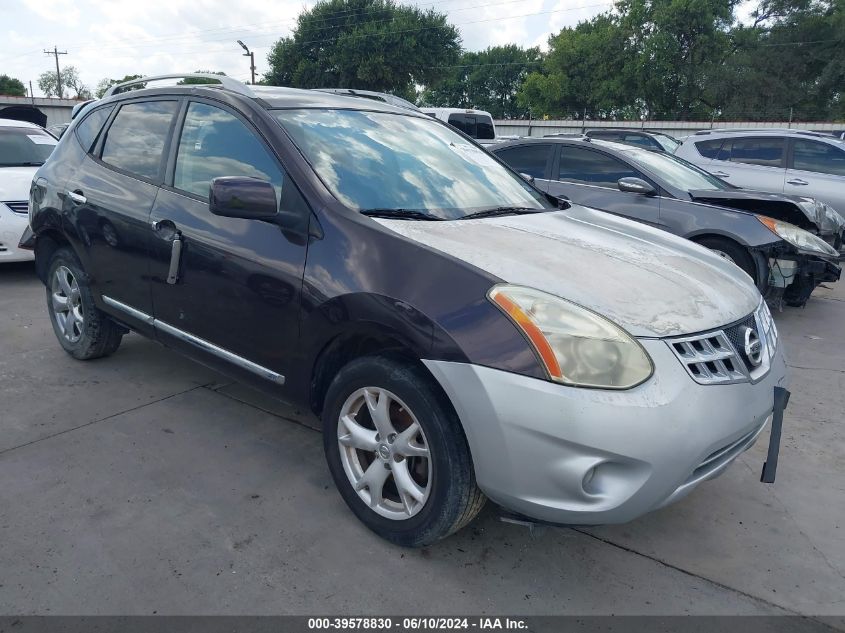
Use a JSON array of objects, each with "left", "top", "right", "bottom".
[{"left": 493, "top": 119, "right": 844, "bottom": 138}]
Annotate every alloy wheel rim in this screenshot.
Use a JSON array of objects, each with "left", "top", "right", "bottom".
[
  {"left": 51, "top": 266, "right": 84, "bottom": 343},
  {"left": 337, "top": 387, "right": 432, "bottom": 520}
]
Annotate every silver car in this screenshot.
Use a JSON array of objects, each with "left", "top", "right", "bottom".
[{"left": 675, "top": 129, "right": 845, "bottom": 229}]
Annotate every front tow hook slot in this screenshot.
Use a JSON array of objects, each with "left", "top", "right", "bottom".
[{"left": 167, "top": 233, "right": 183, "bottom": 285}]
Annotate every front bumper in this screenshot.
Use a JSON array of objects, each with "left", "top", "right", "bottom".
[
  {"left": 1, "top": 210, "right": 34, "bottom": 263},
  {"left": 424, "top": 338, "right": 789, "bottom": 525}
]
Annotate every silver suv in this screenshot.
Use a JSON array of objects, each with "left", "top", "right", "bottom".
[{"left": 675, "top": 129, "right": 845, "bottom": 233}]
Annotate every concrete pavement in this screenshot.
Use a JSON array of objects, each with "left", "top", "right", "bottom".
[{"left": 1, "top": 261, "right": 843, "bottom": 617}]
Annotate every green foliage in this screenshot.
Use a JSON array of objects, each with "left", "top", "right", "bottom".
[
  {"left": 265, "top": 0, "right": 460, "bottom": 97},
  {"left": 0, "top": 74, "right": 26, "bottom": 97},
  {"left": 419, "top": 45, "right": 542, "bottom": 118},
  {"left": 178, "top": 70, "right": 227, "bottom": 85},
  {"left": 95, "top": 74, "right": 143, "bottom": 98},
  {"left": 38, "top": 65, "right": 91, "bottom": 99},
  {"left": 518, "top": 0, "right": 844, "bottom": 121}
]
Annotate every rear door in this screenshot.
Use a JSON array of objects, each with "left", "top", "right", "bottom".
[
  {"left": 785, "top": 138, "right": 845, "bottom": 215},
  {"left": 493, "top": 143, "right": 554, "bottom": 192},
  {"left": 65, "top": 98, "right": 180, "bottom": 333},
  {"left": 705, "top": 136, "right": 786, "bottom": 193},
  {"left": 546, "top": 144, "right": 662, "bottom": 228},
  {"left": 148, "top": 99, "right": 311, "bottom": 389}
]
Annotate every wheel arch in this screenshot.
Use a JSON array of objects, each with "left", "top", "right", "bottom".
[{"left": 689, "top": 232, "right": 769, "bottom": 290}]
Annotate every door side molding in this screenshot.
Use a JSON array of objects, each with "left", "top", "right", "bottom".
[{"left": 102, "top": 295, "right": 286, "bottom": 385}]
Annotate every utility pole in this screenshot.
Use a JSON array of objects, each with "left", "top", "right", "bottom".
[
  {"left": 43, "top": 46, "right": 67, "bottom": 98},
  {"left": 237, "top": 40, "right": 256, "bottom": 85}
]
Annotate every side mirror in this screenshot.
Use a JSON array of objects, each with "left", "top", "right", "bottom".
[
  {"left": 519, "top": 172, "right": 535, "bottom": 184},
  {"left": 618, "top": 177, "right": 656, "bottom": 195},
  {"left": 210, "top": 177, "right": 278, "bottom": 220}
]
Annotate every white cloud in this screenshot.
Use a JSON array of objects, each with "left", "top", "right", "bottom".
[{"left": 2, "top": 0, "right": 608, "bottom": 97}]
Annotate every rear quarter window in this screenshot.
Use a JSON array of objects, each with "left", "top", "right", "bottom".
[{"left": 75, "top": 105, "right": 114, "bottom": 153}]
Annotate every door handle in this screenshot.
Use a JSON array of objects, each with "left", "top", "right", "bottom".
[
  {"left": 167, "top": 233, "right": 183, "bottom": 285},
  {"left": 712, "top": 171, "right": 730, "bottom": 178},
  {"left": 787, "top": 178, "right": 809, "bottom": 185},
  {"left": 66, "top": 190, "right": 87, "bottom": 204}
]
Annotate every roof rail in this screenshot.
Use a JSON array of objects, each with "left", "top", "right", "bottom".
[
  {"left": 103, "top": 74, "right": 255, "bottom": 98},
  {"left": 694, "top": 127, "right": 830, "bottom": 136}
]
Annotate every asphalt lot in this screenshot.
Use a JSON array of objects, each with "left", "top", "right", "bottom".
[{"left": 1, "top": 261, "right": 843, "bottom": 618}]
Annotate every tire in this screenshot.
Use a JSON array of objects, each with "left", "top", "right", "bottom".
[
  {"left": 45, "top": 247, "right": 124, "bottom": 360},
  {"left": 322, "top": 355, "right": 486, "bottom": 547},
  {"left": 696, "top": 236, "right": 759, "bottom": 284}
]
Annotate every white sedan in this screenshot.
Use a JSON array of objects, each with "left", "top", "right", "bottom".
[{"left": 1, "top": 118, "right": 57, "bottom": 262}]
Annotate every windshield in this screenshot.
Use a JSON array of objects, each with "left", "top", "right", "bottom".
[
  {"left": 0, "top": 127, "right": 57, "bottom": 167},
  {"left": 653, "top": 134, "right": 680, "bottom": 153},
  {"left": 622, "top": 146, "right": 729, "bottom": 192},
  {"left": 272, "top": 109, "right": 540, "bottom": 219}
]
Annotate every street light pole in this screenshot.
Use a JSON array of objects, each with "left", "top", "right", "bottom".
[{"left": 237, "top": 40, "right": 256, "bottom": 85}]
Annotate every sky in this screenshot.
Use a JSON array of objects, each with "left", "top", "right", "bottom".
[{"left": 0, "top": 0, "right": 613, "bottom": 97}]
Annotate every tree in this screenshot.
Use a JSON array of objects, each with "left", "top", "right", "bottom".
[
  {"left": 708, "top": 0, "right": 845, "bottom": 120},
  {"left": 38, "top": 65, "right": 91, "bottom": 99},
  {"left": 518, "top": 14, "right": 633, "bottom": 119},
  {"left": 95, "top": 74, "right": 143, "bottom": 98},
  {"left": 178, "top": 70, "right": 227, "bottom": 85},
  {"left": 0, "top": 74, "right": 26, "bottom": 97},
  {"left": 265, "top": 0, "right": 461, "bottom": 98},
  {"left": 421, "top": 45, "right": 542, "bottom": 118}
]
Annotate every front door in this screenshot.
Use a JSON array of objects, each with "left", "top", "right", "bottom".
[
  {"left": 785, "top": 138, "right": 845, "bottom": 215},
  {"left": 547, "top": 145, "right": 662, "bottom": 228},
  {"left": 148, "top": 100, "right": 310, "bottom": 390}
]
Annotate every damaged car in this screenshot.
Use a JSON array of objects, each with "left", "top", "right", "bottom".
[
  {"left": 24, "top": 75, "right": 791, "bottom": 546},
  {"left": 493, "top": 137, "right": 842, "bottom": 307}
]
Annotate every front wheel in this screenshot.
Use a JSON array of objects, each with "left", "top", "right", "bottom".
[
  {"left": 696, "top": 236, "right": 759, "bottom": 285},
  {"left": 322, "top": 356, "right": 485, "bottom": 547}
]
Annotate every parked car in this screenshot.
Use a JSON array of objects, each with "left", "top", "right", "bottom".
[
  {"left": 581, "top": 129, "right": 681, "bottom": 153},
  {"left": 492, "top": 137, "right": 841, "bottom": 306},
  {"left": 313, "top": 89, "right": 420, "bottom": 112},
  {"left": 421, "top": 107, "right": 496, "bottom": 140},
  {"left": 675, "top": 129, "right": 845, "bottom": 220},
  {"left": 23, "top": 74, "right": 789, "bottom": 546},
  {"left": 0, "top": 118, "right": 57, "bottom": 262}
]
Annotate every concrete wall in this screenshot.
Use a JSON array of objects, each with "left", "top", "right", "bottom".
[
  {"left": 494, "top": 119, "right": 844, "bottom": 138},
  {"left": 0, "top": 95, "right": 79, "bottom": 127}
]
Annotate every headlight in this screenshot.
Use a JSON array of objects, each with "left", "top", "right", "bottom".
[
  {"left": 488, "top": 285, "right": 653, "bottom": 389},
  {"left": 757, "top": 216, "right": 839, "bottom": 257}
]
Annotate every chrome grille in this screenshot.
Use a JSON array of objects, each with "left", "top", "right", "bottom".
[
  {"left": 666, "top": 301, "right": 776, "bottom": 385},
  {"left": 3, "top": 201, "right": 28, "bottom": 215}
]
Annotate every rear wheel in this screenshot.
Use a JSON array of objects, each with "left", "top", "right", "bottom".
[
  {"left": 46, "top": 248, "right": 124, "bottom": 360},
  {"left": 696, "top": 236, "right": 759, "bottom": 285},
  {"left": 322, "top": 356, "right": 485, "bottom": 547}
]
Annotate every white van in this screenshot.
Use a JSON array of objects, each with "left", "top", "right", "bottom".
[{"left": 421, "top": 108, "right": 496, "bottom": 140}]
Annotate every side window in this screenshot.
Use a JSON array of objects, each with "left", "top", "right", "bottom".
[
  {"left": 558, "top": 147, "right": 641, "bottom": 188},
  {"left": 75, "top": 105, "right": 114, "bottom": 152},
  {"left": 100, "top": 101, "right": 179, "bottom": 180},
  {"left": 496, "top": 144, "right": 552, "bottom": 179},
  {"left": 694, "top": 138, "right": 724, "bottom": 159},
  {"left": 792, "top": 140, "right": 845, "bottom": 176},
  {"left": 173, "top": 102, "right": 283, "bottom": 200},
  {"left": 622, "top": 134, "right": 657, "bottom": 150},
  {"left": 726, "top": 137, "right": 785, "bottom": 168}
]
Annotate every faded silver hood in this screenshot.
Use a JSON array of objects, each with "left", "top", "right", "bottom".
[{"left": 374, "top": 206, "right": 761, "bottom": 338}]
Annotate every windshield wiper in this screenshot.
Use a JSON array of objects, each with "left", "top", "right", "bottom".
[
  {"left": 360, "top": 209, "right": 444, "bottom": 221},
  {"left": 1, "top": 161, "right": 45, "bottom": 167},
  {"left": 458, "top": 206, "right": 544, "bottom": 220}
]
